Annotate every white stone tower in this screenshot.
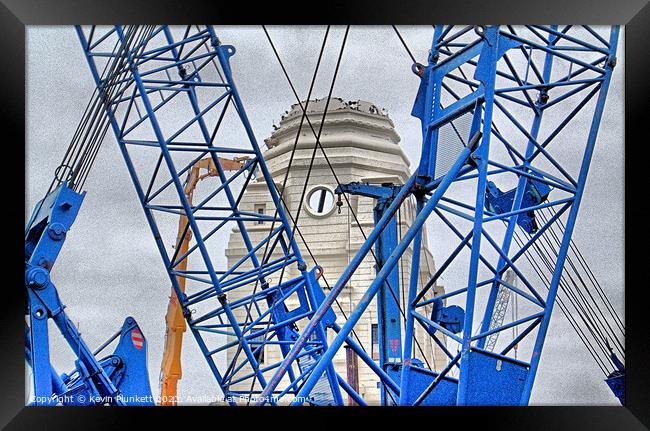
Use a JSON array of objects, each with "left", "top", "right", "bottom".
[{"left": 225, "top": 98, "right": 446, "bottom": 404}]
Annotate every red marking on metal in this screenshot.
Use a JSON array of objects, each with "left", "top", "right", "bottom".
[
  {"left": 131, "top": 329, "right": 144, "bottom": 350},
  {"left": 389, "top": 339, "right": 400, "bottom": 354}
]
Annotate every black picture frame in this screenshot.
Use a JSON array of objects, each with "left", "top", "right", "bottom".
[{"left": 2, "top": 1, "right": 648, "bottom": 429}]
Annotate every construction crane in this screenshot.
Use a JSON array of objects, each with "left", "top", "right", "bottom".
[
  {"left": 160, "top": 155, "right": 248, "bottom": 405},
  {"left": 251, "top": 24, "right": 625, "bottom": 405},
  {"left": 24, "top": 24, "right": 623, "bottom": 406},
  {"left": 76, "top": 25, "right": 345, "bottom": 406},
  {"left": 484, "top": 268, "right": 517, "bottom": 352}
]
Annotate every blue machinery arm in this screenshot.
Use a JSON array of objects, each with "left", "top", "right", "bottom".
[
  {"left": 67, "top": 25, "right": 622, "bottom": 405},
  {"left": 25, "top": 183, "right": 154, "bottom": 405}
]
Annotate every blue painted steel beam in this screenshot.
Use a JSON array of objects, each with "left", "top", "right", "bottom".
[{"left": 335, "top": 182, "right": 404, "bottom": 403}]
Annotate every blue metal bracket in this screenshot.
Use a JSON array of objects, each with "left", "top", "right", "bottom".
[
  {"left": 430, "top": 298, "right": 465, "bottom": 335},
  {"left": 485, "top": 172, "right": 552, "bottom": 234},
  {"left": 25, "top": 182, "right": 153, "bottom": 405}
]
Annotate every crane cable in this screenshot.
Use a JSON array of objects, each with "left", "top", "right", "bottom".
[
  {"left": 273, "top": 27, "right": 350, "bottom": 285},
  {"left": 531, "top": 208, "right": 624, "bottom": 360},
  {"left": 241, "top": 26, "right": 433, "bottom": 402},
  {"left": 243, "top": 26, "right": 409, "bottom": 407},
  {"left": 511, "top": 230, "right": 611, "bottom": 375},
  {"left": 392, "top": 26, "right": 417, "bottom": 64},
  {"left": 534, "top": 230, "right": 616, "bottom": 361},
  {"left": 532, "top": 207, "right": 625, "bottom": 361},
  {"left": 50, "top": 24, "right": 128, "bottom": 191},
  {"left": 76, "top": 26, "right": 157, "bottom": 191},
  {"left": 542, "top": 206, "right": 624, "bottom": 332},
  {"left": 219, "top": 26, "right": 351, "bottom": 397},
  {"left": 214, "top": 27, "right": 367, "bottom": 401},
  {"left": 258, "top": 26, "right": 368, "bottom": 351},
  {"left": 510, "top": 206, "right": 624, "bottom": 376},
  {"left": 537, "top": 207, "right": 624, "bottom": 354},
  {"left": 48, "top": 25, "right": 155, "bottom": 196},
  {"left": 247, "top": 26, "right": 376, "bottom": 403},
  {"left": 262, "top": 26, "right": 436, "bottom": 372}
]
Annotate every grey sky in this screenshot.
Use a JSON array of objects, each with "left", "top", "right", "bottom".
[{"left": 26, "top": 26, "right": 624, "bottom": 405}]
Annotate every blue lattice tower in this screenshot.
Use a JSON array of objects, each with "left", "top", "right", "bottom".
[
  {"left": 255, "top": 25, "right": 619, "bottom": 405},
  {"left": 76, "top": 25, "right": 350, "bottom": 405}
]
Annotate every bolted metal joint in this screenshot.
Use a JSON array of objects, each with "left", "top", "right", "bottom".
[
  {"left": 412, "top": 62, "right": 426, "bottom": 77},
  {"left": 27, "top": 267, "right": 50, "bottom": 289},
  {"left": 47, "top": 222, "right": 67, "bottom": 241},
  {"left": 607, "top": 55, "right": 617, "bottom": 68},
  {"left": 37, "top": 257, "right": 52, "bottom": 270},
  {"left": 537, "top": 87, "right": 550, "bottom": 106},
  {"left": 540, "top": 93, "right": 549, "bottom": 104},
  {"left": 32, "top": 307, "right": 47, "bottom": 320}
]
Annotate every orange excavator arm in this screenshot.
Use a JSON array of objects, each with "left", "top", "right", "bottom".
[{"left": 159, "top": 156, "right": 247, "bottom": 405}]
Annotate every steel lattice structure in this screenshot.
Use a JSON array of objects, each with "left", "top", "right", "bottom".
[
  {"left": 72, "top": 24, "right": 619, "bottom": 405},
  {"left": 76, "top": 25, "right": 349, "bottom": 405}
]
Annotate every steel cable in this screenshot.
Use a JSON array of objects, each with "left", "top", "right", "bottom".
[
  {"left": 536, "top": 207, "right": 624, "bottom": 357},
  {"left": 264, "top": 27, "right": 435, "bottom": 372},
  {"left": 511, "top": 230, "right": 611, "bottom": 375}
]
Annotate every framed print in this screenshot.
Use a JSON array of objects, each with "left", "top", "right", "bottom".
[{"left": 2, "top": 0, "right": 649, "bottom": 429}]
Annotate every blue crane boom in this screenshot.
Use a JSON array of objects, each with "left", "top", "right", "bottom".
[
  {"left": 254, "top": 25, "right": 622, "bottom": 405},
  {"left": 76, "top": 25, "right": 344, "bottom": 405},
  {"left": 52, "top": 24, "right": 624, "bottom": 405}
]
